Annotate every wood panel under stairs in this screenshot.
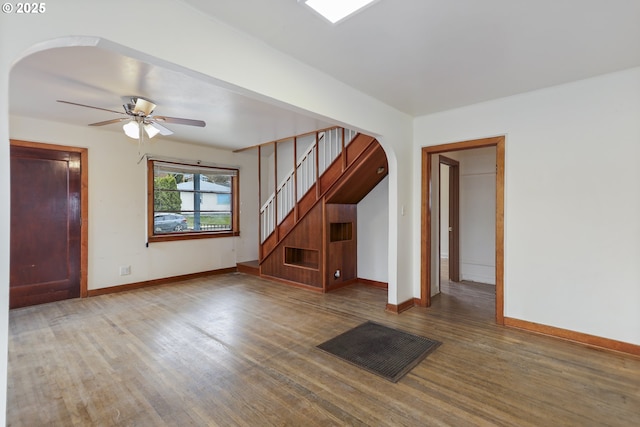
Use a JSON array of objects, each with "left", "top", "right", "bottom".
[
  {"left": 259, "top": 134, "right": 388, "bottom": 292},
  {"left": 236, "top": 260, "right": 260, "bottom": 276}
]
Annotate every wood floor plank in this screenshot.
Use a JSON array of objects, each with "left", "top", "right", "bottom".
[{"left": 7, "top": 272, "right": 640, "bottom": 426}]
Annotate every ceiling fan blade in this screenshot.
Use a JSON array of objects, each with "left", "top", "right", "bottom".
[
  {"left": 152, "top": 116, "right": 206, "bottom": 127},
  {"left": 89, "top": 118, "right": 129, "bottom": 126},
  {"left": 57, "top": 100, "right": 126, "bottom": 115},
  {"left": 133, "top": 97, "right": 156, "bottom": 116},
  {"left": 148, "top": 121, "right": 173, "bottom": 136}
]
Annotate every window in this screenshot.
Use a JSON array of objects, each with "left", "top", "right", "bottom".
[{"left": 148, "top": 159, "right": 239, "bottom": 242}]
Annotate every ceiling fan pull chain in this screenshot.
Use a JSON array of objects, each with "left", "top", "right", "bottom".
[{"left": 138, "top": 118, "right": 144, "bottom": 156}]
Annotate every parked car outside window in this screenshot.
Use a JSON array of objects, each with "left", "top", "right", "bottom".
[{"left": 154, "top": 213, "right": 187, "bottom": 232}]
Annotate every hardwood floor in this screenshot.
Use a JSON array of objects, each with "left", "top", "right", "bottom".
[{"left": 8, "top": 273, "right": 640, "bottom": 426}]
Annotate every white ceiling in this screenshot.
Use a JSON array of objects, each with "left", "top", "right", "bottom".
[
  {"left": 10, "top": 0, "right": 640, "bottom": 150},
  {"left": 10, "top": 46, "right": 333, "bottom": 150},
  {"left": 186, "top": 0, "right": 640, "bottom": 116}
]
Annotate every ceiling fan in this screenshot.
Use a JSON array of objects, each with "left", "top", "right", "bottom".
[{"left": 57, "top": 96, "right": 206, "bottom": 140}]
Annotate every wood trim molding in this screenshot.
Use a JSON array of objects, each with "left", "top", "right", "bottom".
[
  {"left": 504, "top": 317, "right": 640, "bottom": 357},
  {"left": 87, "top": 267, "right": 237, "bottom": 297},
  {"left": 236, "top": 262, "right": 260, "bottom": 276},
  {"left": 10, "top": 139, "right": 85, "bottom": 153},
  {"left": 233, "top": 125, "right": 346, "bottom": 153},
  {"left": 421, "top": 136, "right": 505, "bottom": 325},
  {"left": 10, "top": 139, "right": 89, "bottom": 298},
  {"left": 357, "top": 278, "right": 388, "bottom": 289},
  {"left": 258, "top": 145, "right": 263, "bottom": 261},
  {"left": 421, "top": 136, "right": 505, "bottom": 154},
  {"left": 326, "top": 278, "right": 359, "bottom": 292},
  {"left": 259, "top": 273, "right": 325, "bottom": 293},
  {"left": 420, "top": 147, "right": 431, "bottom": 307},
  {"left": 385, "top": 298, "right": 419, "bottom": 314},
  {"left": 495, "top": 140, "right": 505, "bottom": 325}
]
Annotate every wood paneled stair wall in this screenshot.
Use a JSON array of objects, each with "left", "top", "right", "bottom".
[{"left": 254, "top": 132, "right": 388, "bottom": 292}]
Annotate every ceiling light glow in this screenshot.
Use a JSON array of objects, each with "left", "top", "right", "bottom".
[
  {"left": 144, "top": 123, "right": 160, "bottom": 138},
  {"left": 302, "top": 0, "right": 378, "bottom": 24},
  {"left": 123, "top": 121, "right": 140, "bottom": 139}
]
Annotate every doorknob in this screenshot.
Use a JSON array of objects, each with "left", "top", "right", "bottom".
[{"left": 449, "top": 227, "right": 453, "bottom": 232}]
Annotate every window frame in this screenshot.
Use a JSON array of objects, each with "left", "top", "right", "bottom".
[{"left": 147, "top": 159, "right": 240, "bottom": 243}]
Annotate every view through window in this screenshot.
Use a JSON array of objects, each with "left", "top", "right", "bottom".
[{"left": 148, "top": 160, "right": 239, "bottom": 241}]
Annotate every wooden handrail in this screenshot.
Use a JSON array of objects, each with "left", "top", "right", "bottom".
[{"left": 233, "top": 126, "right": 342, "bottom": 153}]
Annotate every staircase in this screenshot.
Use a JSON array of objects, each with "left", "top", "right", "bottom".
[
  {"left": 259, "top": 127, "right": 357, "bottom": 246},
  {"left": 253, "top": 127, "right": 388, "bottom": 292}
]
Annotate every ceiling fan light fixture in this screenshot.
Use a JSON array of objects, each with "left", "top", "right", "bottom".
[
  {"left": 301, "top": 0, "right": 378, "bottom": 24},
  {"left": 144, "top": 123, "right": 160, "bottom": 139},
  {"left": 133, "top": 97, "right": 156, "bottom": 116},
  {"left": 123, "top": 120, "right": 140, "bottom": 139},
  {"left": 58, "top": 97, "right": 203, "bottom": 143}
]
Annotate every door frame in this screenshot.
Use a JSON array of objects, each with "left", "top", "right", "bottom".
[
  {"left": 10, "top": 140, "right": 88, "bottom": 298},
  {"left": 439, "top": 155, "right": 460, "bottom": 283},
  {"left": 421, "top": 136, "right": 505, "bottom": 325}
]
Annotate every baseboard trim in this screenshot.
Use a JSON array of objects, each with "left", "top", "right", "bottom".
[
  {"left": 326, "top": 278, "right": 359, "bottom": 291},
  {"left": 357, "top": 278, "right": 388, "bottom": 289},
  {"left": 236, "top": 262, "right": 260, "bottom": 276},
  {"left": 504, "top": 317, "right": 640, "bottom": 357},
  {"left": 385, "top": 298, "right": 419, "bottom": 314},
  {"left": 259, "top": 274, "right": 324, "bottom": 293},
  {"left": 87, "top": 267, "right": 237, "bottom": 297}
]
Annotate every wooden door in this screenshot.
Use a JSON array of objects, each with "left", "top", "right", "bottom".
[
  {"left": 440, "top": 155, "right": 460, "bottom": 282},
  {"left": 10, "top": 144, "right": 82, "bottom": 308}
]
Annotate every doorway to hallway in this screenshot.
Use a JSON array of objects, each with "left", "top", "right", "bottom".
[{"left": 421, "top": 136, "right": 505, "bottom": 324}]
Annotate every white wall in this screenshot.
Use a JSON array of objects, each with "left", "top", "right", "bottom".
[
  {"left": 439, "top": 164, "right": 450, "bottom": 258},
  {"left": 458, "top": 147, "right": 496, "bottom": 284},
  {"left": 259, "top": 144, "right": 275, "bottom": 205},
  {"left": 276, "top": 139, "right": 295, "bottom": 186},
  {"left": 357, "top": 176, "right": 388, "bottom": 283},
  {"left": 9, "top": 115, "right": 259, "bottom": 290},
  {"left": 234, "top": 149, "right": 260, "bottom": 262},
  {"left": 414, "top": 66, "right": 640, "bottom": 345}
]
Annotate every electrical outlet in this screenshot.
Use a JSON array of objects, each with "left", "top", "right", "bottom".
[{"left": 119, "top": 265, "right": 131, "bottom": 276}]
